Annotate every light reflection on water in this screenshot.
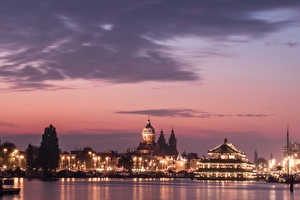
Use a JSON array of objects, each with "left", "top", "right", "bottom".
[{"left": 4, "top": 178, "right": 300, "bottom": 200}]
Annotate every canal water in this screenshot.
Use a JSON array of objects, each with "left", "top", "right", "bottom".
[{"left": 4, "top": 178, "right": 300, "bottom": 200}]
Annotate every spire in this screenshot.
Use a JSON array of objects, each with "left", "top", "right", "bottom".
[
  {"left": 254, "top": 150, "right": 258, "bottom": 164},
  {"left": 270, "top": 153, "right": 273, "bottom": 160},
  {"left": 145, "top": 118, "right": 152, "bottom": 128},
  {"left": 171, "top": 126, "right": 174, "bottom": 135},
  {"left": 287, "top": 125, "right": 290, "bottom": 155},
  {"left": 224, "top": 138, "right": 228, "bottom": 144},
  {"left": 157, "top": 128, "right": 167, "bottom": 149},
  {"left": 168, "top": 127, "right": 178, "bottom": 156}
]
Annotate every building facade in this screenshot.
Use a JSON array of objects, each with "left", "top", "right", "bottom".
[
  {"left": 135, "top": 119, "right": 178, "bottom": 157},
  {"left": 194, "top": 138, "right": 256, "bottom": 180}
]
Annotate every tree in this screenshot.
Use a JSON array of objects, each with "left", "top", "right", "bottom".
[
  {"left": 37, "top": 124, "right": 60, "bottom": 174},
  {"left": 0, "top": 141, "right": 18, "bottom": 169},
  {"left": 26, "top": 143, "right": 39, "bottom": 170},
  {"left": 76, "top": 147, "right": 94, "bottom": 170},
  {"left": 117, "top": 155, "right": 133, "bottom": 172},
  {"left": 1, "top": 141, "right": 17, "bottom": 151}
]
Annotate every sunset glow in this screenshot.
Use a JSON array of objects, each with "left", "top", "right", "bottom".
[{"left": 0, "top": 1, "right": 300, "bottom": 160}]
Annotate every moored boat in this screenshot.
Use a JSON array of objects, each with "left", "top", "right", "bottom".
[{"left": 0, "top": 178, "right": 21, "bottom": 196}]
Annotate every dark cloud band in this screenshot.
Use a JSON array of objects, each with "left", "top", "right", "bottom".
[
  {"left": 116, "top": 108, "right": 269, "bottom": 118},
  {"left": 0, "top": 1, "right": 299, "bottom": 90}
]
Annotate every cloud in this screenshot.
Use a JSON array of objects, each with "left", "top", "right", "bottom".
[
  {"left": 236, "top": 114, "right": 269, "bottom": 117},
  {"left": 117, "top": 108, "right": 203, "bottom": 118},
  {"left": 0, "top": 121, "right": 20, "bottom": 128},
  {"left": 0, "top": 1, "right": 299, "bottom": 90},
  {"left": 116, "top": 108, "right": 269, "bottom": 118},
  {"left": 264, "top": 41, "right": 299, "bottom": 47}
]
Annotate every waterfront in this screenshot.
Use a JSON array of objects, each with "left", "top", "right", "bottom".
[{"left": 3, "top": 178, "right": 300, "bottom": 200}]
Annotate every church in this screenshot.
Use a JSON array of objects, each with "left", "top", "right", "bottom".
[{"left": 135, "top": 119, "right": 178, "bottom": 157}]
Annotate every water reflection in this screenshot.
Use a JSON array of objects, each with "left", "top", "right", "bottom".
[{"left": 3, "top": 178, "right": 300, "bottom": 200}]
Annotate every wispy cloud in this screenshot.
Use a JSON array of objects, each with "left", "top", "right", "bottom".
[
  {"left": 0, "top": 1, "right": 299, "bottom": 90},
  {"left": 116, "top": 108, "right": 269, "bottom": 118},
  {"left": 0, "top": 121, "right": 20, "bottom": 128},
  {"left": 265, "top": 41, "right": 299, "bottom": 47},
  {"left": 236, "top": 114, "right": 269, "bottom": 117}
]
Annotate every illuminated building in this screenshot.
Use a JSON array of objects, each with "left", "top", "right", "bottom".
[
  {"left": 194, "top": 138, "right": 256, "bottom": 180},
  {"left": 283, "top": 126, "right": 300, "bottom": 174},
  {"left": 135, "top": 119, "right": 178, "bottom": 157},
  {"left": 133, "top": 119, "right": 179, "bottom": 172},
  {"left": 175, "top": 153, "right": 187, "bottom": 171}
]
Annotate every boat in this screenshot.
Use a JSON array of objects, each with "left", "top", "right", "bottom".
[
  {"left": 265, "top": 174, "right": 279, "bottom": 182},
  {"left": 0, "top": 179, "right": 21, "bottom": 196}
]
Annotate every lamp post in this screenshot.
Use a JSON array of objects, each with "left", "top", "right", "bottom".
[
  {"left": 106, "top": 157, "right": 109, "bottom": 171},
  {"left": 13, "top": 149, "right": 19, "bottom": 170},
  {"left": 71, "top": 156, "right": 75, "bottom": 170},
  {"left": 67, "top": 156, "right": 70, "bottom": 169},
  {"left": 2, "top": 148, "right": 7, "bottom": 169},
  {"left": 3, "top": 148, "right": 7, "bottom": 155},
  {"left": 97, "top": 157, "right": 100, "bottom": 168},
  {"left": 61, "top": 156, "right": 65, "bottom": 169},
  {"left": 19, "top": 155, "right": 24, "bottom": 169},
  {"left": 93, "top": 157, "right": 97, "bottom": 169}
]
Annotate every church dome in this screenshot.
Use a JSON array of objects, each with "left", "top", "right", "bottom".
[{"left": 142, "top": 119, "right": 155, "bottom": 144}]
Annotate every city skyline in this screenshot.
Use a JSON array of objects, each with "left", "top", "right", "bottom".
[
  {"left": 1, "top": 1, "right": 300, "bottom": 160},
  {"left": 0, "top": 120, "right": 293, "bottom": 162}
]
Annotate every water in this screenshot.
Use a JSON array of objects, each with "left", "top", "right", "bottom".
[{"left": 4, "top": 178, "right": 300, "bottom": 200}]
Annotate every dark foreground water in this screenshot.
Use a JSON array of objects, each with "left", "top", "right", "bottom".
[{"left": 3, "top": 178, "right": 300, "bottom": 200}]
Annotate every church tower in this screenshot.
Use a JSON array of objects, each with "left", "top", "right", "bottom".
[
  {"left": 157, "top": 128, "right": 166, "bottom": 147},
  {"left": 142, "top": 119, "right": 155, "bottom": 145},
  {"left": 157, "top": 128, "right": 169, "bottom": 153},
  {"left": 168, "top": 127, "right": 178, "bottom": 156}
]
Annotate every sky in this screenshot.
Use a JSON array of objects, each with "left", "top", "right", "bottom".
[{"left": 0, "top": 1, "right": 300, "bottom": 162}]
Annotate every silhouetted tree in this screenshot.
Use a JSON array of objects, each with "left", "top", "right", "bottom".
[
  {"left": 0, "top": 141, "right": 18, "bottom": 169},
  {"left": 37, "top": 124, "right": 60, "bottom": 174},
  {"left": 117, "top": 155, "right": 133, "bottom": 172},
  {"left": 26, "top": 143, "right": 39, "bottom": 170},
  {"left": 76, "top": 147, "right": 94, "bottom": 169},
  {"left": 0, "top": 141, "right": 17, "bottom": 151}
]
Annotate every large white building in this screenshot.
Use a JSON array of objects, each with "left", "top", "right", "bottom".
[{"left": 194, "top": 138, "right": 256, "bottom": 180}]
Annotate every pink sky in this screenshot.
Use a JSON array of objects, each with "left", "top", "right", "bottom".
[{"left": 0, "top": 1, "right": 300, "bottom": 161}]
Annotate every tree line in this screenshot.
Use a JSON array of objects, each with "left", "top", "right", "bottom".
[{"left": 1, "top": 124, "right": 134, "bottom": 176}]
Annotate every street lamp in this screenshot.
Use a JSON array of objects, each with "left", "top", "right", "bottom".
[
  {"left": 13, "top": 149, "right": 19, "bottom": 169},
  {"left": 3, "top": 148, "right": 7, "bottom": 154},
  {"left": 67, "top": 156, "right": 70, "bottom": 169},
  {"left": 106, "top": 157, "right": 109, "bottom": 171},
  {"left": 93, "top": 157, "right": 97, "bottom": 169},
  {"left": 97, "top": 157, "right": 100, "bottom": 168},
  {"left": 19, "top": 155, "right": 24, "bottom": 169},
  {"left": 71, "top": 156, "right": 75, "bottom": 170},
  {"left": 61, "top": 156, "right": 65, "bottom": 169}
]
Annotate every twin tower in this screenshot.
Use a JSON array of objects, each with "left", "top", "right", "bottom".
[{"left": 137, "top": 119, "right": 178, "bottom": 156}]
